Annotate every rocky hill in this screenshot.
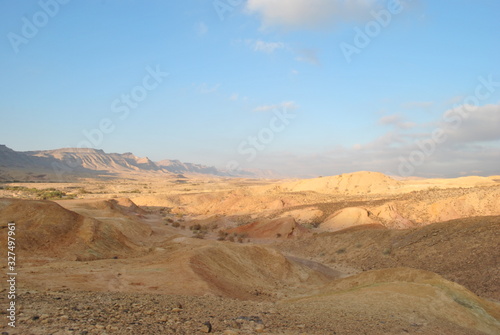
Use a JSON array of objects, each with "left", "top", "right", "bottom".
[{"left": 0, "top": 145, "right": 277, "bottom": 180}]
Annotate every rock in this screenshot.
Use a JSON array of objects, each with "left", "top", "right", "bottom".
[
  {"left": 172, "top": 307, "right": 182, "bottom": 313},
  {"left": 201, "top": 321, "right": 212, "bottom": 333},
  {"left": 255, "top": 323, "right": 265, "bottom": 332}
]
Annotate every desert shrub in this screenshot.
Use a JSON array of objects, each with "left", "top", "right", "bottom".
[
  {"left": 78, "top": 188, "right": 91, "bottom": 194},
  {"left": 228, "top": 235, "right": 235, "bottom": 242},
  {"left": 336, "top": 248, "right": 346, "bottom": 254},
  {"left": 38, "top": 188, "right": 67, "bottom": 199},
  {"left": 5, "top": 186, "right": 71, "bottom": 200},
  {"left": 192, "top": 231, "right": 206, "bottom": 239},
  {"left": 119, "top": 189, "right": 141, "bottom": 194},
  {"left": 190, "top": 224, "right": 202, "bottom": 231},
  {"left": 172, "top": 222, "right": 180, "bottom": 228},
  {"left": 310, "top": 220, "right": 323, "bottom": 228},
  {"left": 217, "top": 230, "right": 228, "bottom": 241}
]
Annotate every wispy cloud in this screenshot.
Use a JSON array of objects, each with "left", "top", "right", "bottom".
[
  {"left": 245, "top": 0, "right": 382, "bottom": 30},
  {"left": 245, "top": 103, "right": 500, "bottom": 178},
  {"left": 253, "top": 101, "right": 298, "bottom": 112},
  {"left": 379, "top": 114, "right": 416, "bottom": 129},
  {"left": 441, "top": 104, "right": 500, "bottom": 143},
  {"left": 244, "top": 39, "right": 287, "bottom": 53},
  {"left": 199, "top": 83, "right": 220, "bottom": 94},
  {"left": 295, "top": 48, "right": 320, "bottom": 65}
]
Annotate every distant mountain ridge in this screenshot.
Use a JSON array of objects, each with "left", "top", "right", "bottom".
[{"left": 0, "top": 145, "right": 278, "bottom": 180}]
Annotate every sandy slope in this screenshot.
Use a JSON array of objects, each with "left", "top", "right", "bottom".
[
  {"left": 279, "top": 215, "right": 500, "bottom": 301},
  {"left": 285, "top": 268, "right": 500, "bottom": 335},
  {"left": 281, "top": 171, "right": 404, "bottom": 195},
  {"left": 227, "top": 217, "right": 310, "bottom": 239},
  {"left": 320, "top": 207, "right": 381, "bottom": 231},
  {"left": 0, "top": 198, "right": 140, "bottom": 261}
]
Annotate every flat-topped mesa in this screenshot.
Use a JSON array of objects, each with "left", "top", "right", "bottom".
[{"left": 0, "top": 145, "right": 276, "bottom": 178}]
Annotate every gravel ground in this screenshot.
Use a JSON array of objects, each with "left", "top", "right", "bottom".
[{"left": 1, "top": 290, "right": 487, "bottom": 335}]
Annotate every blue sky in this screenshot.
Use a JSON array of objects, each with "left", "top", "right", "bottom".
[{"left": 0, "top": 0, "right": 499, "bottom": 177}]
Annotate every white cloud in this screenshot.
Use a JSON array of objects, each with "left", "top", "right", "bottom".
[
  {"left": 199, "top": 83, "right": 220, "bottom": 94},
  {"left": 295, "top": 48, "right": 320, "bottom": 65},
  {"left": 441, "top": 104, "right": 500, "bottom": 143},
  {"left": 245, "top": 0, "right": 382, "bottom": 30},
  {"left": 245, "top": 39, "right": 287, "bottom": 53},
  {"left": 379, "top": 114, "right": 416, "bottom": 129},
  {"left": 253, "top": 101, "right": 298, "bottom": 112},
  {"left": 232, "top": 98, "right": 499, "bottom": 178}
]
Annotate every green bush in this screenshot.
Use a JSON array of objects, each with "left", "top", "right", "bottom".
[{"left": 4, "top": 186, "right": 71, "bottom": 200}]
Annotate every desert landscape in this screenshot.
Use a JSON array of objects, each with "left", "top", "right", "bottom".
[
  {"left": 0, "top": 146, "right": 499, "bottom": 334},
  {"left": 2, "top": 1, "right": 499, "bottom": 334}
]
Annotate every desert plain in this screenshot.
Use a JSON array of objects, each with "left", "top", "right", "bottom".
[{"left": 0, "top": 168, "right": 499, "bottom": 335}]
